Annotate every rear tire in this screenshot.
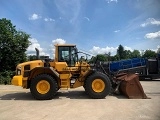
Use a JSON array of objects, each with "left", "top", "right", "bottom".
[
  {"left": 30, "top": 74, "right": 58, "bottom": 100},
  {"left": 85, "top": 72, "right": 111, "bottom": 99}
]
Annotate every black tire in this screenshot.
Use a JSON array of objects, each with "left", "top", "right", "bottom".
[
  {"left": 83, "top": 82, "right": 88, "bottom": 95},
  {"left": 85, "top": 72, "right": 111, "bottom": 99},
  {"left": 83, "top": 82, "right": 86, "bottom": 90},
  {"left": 30, "top": 74, "right": 58, "bottom": 100}
]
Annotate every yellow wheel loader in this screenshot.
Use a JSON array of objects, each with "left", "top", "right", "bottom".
[
  {"left": 11, "top": 44, "right": 147, "bottom": 100},
  {"left": 12, "top": 44, "right": 111, "bottom": 100}
]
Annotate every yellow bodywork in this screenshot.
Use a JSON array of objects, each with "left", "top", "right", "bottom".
[
  {"left": 12, "top": 75, "right": 23, "bottom": 86},
  {"left": 55, "top": 62, "right": 68, "bottom": 71},
  {"left": 12, "top": 60, "right": 44, "bottom": 88},
  {"left": 59, "top": 74, "right": 71, "bottom": 88}
]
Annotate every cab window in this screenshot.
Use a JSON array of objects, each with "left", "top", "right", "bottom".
[{"left": 58, "top": 46, "right": 77, "bottom": 66}]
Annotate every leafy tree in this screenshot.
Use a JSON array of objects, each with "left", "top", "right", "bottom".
[
  {"left": 131, "top": 50, "right": 141, "bottom": 58},
  {"left": 0, "top": 18, "right": 30, "bottom": 72},
  {"left": 89, "top": 54, "right": 107, "bottom": 63},
  {"left": 97, "top": 54, "right": 107, "bottom": 61},
  {"left": 28, "top": 55, "right": 37, "bottom": 61},
  {"left": 117, "top": 44, "right": 125, "bottom": 60},
  {"left": 110, "top": 54, "right": 119, "bottom": 61},
  {"left": 124, "top": 50, "right": 132, "bottom": 59},
  {"left": 143, "top": 50, "right": 156, "bottom": 58}
]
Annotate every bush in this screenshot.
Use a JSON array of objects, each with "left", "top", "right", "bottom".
[{"left": 0, "top": 71, "right": 15, "bottom": 85}]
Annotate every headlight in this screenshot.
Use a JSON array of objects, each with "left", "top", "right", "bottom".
[
  {"left": 16, "top": 66, "right": 22, "bottom": 75},
  {"left": 17, "top": 70, "right": 21, "bottom": 75},
  {"left": 16, "top": 69, "right": 21, "bottom": 75}
]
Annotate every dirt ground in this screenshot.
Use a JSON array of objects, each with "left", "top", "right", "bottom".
[{"left": 0, "top": 80, "right": 160, "bottom": 120}]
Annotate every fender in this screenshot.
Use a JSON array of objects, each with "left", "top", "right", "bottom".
[{"left": 28, "top": 67, "right": 59, "bottom": 80}]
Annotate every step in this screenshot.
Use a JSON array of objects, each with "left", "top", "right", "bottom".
[{"left": 61, "top": 79, "right": 69, "bottom": 88}]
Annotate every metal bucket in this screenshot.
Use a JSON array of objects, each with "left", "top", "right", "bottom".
[{"left": 115, "top": 73, "right": 148, "bottom": 99}]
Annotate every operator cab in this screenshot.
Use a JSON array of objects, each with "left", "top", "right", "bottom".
[{"left": 55, "top": 44, "right": 78, "bottom": 66}]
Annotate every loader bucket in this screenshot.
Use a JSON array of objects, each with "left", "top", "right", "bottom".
[{"left": 115, "top": 73, "right": 148, "bottom": 99}]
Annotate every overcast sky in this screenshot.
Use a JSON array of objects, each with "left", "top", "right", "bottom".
[{"left": 0, "top": 0, "right": 160, "bottom": 58}]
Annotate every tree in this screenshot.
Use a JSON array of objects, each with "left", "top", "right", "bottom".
[
  {"left": 110, "top": 54, "right": 119, "bottom": 61},
  {"left": 89, "top": 54, "right": 108, "bottom": 63},
  {"left": 131, "top": 50, "right": 141, "bottom": 58},
  {"left": 97, "top": 54, "right": 107, "bottom": 61},
  {"left": 143, "top": 50, "right": 156, "bottom": 58},
  {"left": 0, "top": 18, "right": 30, "bottom": 72},
  {"left": 124, "top": 50, "right": 132, "bottom": 59},
  {"left": 117, "top": 45, "right": 125, "bottom": 60},
  {"left": 28, "top": 55, "right": 37, "bottom": 61}
]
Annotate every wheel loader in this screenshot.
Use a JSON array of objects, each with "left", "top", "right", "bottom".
[{"left": 11, "top": 44, "right": 148, "bottom": 100}]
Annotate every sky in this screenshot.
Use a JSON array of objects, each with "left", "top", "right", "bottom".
[{"left": 0, "top": 0, "right": 160, "bottom": 58}]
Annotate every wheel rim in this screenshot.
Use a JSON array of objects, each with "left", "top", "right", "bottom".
[
  {"left": 36, "top": 80, "right": 50, "bottom": 94},
  {"left": 92, "top": 79, "right": 105, "bottom": 93}
]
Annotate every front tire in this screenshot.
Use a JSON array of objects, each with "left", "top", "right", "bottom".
[
  {"left": 30, "top": 74, "right": 58, "bottom": 100},
  {"left": 85, "top": 72, "right": 111, "bottom": 99}
]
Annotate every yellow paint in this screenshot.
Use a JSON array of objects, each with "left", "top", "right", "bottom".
[
  {"left": 17, "top": 60, "right": 43, "bottom": 70},
  {"left": 59, "top": 74, "right": 71, "bottom": 88},
  {"left": 11, "top": 75, "right": 23, "bottom": 86},
  {"left": 92, "top": 79, "right": 105, "bottom": 93},
  {"left": 55, "top": 62, "right": 68, "bottom": 71},
  {"left": 36, "top": 80, "right": 50, "bottom": 94},
  {"left": 60, "top": 74, "right": 71, "bottom": 79}
]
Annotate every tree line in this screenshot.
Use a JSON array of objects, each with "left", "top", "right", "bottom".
[
  {"left": 0, "top": 18, "right": 159, "bottom": 84},
  {"left": 91, "top": 45, "right": 158, "bottom": 62}
]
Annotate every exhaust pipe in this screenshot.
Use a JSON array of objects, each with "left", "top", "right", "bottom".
[{"left": 35, "top": 48, "right": 40, "bottom": 60}]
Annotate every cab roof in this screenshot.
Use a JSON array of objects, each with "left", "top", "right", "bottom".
[{"left": 54, "top": 44, "right": 76, "bottom": 47}]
